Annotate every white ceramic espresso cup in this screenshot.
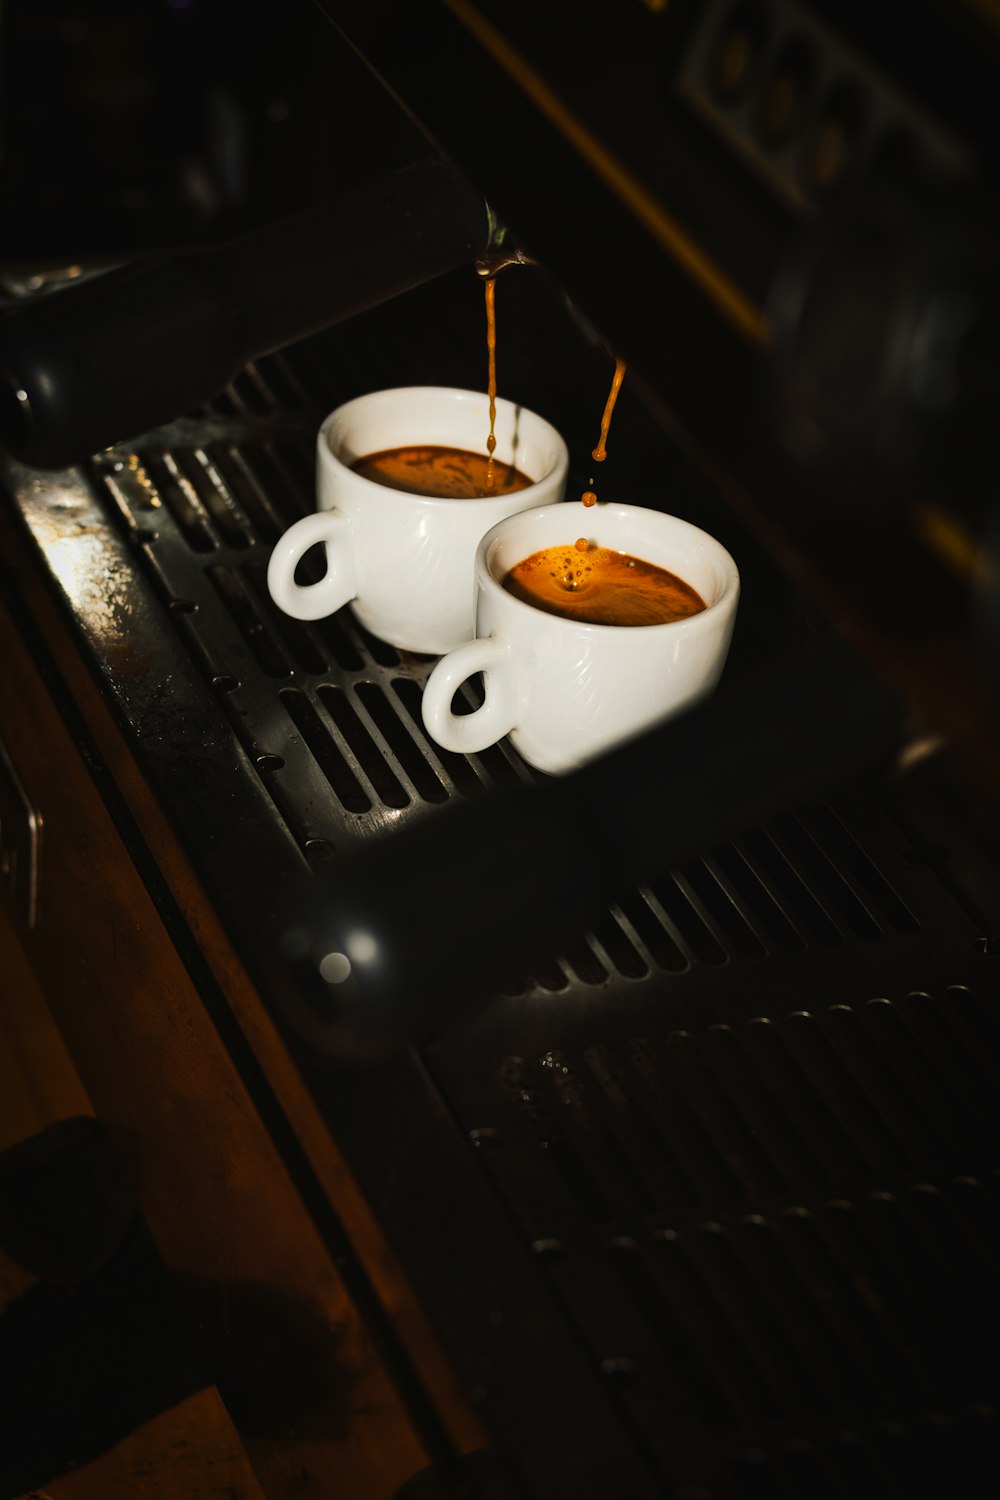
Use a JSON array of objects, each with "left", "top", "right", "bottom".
[
  {"left": 266, "top": 386, "right": 569, "bottom": 654},
  {"left": 421, "top": 503, "right": 740, "bottom": 774}
]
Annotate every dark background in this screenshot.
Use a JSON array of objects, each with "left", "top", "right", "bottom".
[{"left": 0, "top": 0, "right": 416, "bottom": 267}]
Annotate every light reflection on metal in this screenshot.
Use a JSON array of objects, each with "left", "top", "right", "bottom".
[
  {"left": 346, "top": 929, "right": 378, "bottom": 966},
  {"left": 6, "top": 463, "right": 150, "bottom": 671},
  {"left": 319, "top": 950, "right": 352, "bottom": 984}
]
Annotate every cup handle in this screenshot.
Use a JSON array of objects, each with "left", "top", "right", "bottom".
[
  {"left": 266, "top": 510, "right": 356, "bottom": 621},
  {"left": 421, "top": 636, "right": 517, "bottom": 755}
]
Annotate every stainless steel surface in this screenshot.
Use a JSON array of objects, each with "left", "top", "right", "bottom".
[{"left": 2, "top": 279, "right": 998, "bottom": 1499}]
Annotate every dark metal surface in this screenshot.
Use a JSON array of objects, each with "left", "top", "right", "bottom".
[
  {"left": 0, "top": 155, "right": 493, "bottom": 470},
  {"left": 2, "top": 263, "right": 999, "bottom": 1497}
]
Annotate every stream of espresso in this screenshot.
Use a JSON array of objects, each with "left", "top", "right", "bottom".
[
  {"left": 485, "top": 275, "right": 498, "bottom": 488},
  {"left": 481, "top": 279, "right": 625, "bottom": 510},
  {"left": 582, "top": 356, "right": 627, "bottom": 507}
]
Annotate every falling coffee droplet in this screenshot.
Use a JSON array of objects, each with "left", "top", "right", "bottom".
[
  {"left": 575, "top": 537, "right": 589, "bottom": 551},
  {"left": 592, "top": 358, "right": 627, "bottom": 463},
  {"left": 484, "top": 276, "right": 498, "bottom": 488},
  {"left": 581, "top": 357, "right": 626, "bottom": 506}
]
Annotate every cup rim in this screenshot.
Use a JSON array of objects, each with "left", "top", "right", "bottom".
[
  {"left": 316, "top": 385, "right": 569, "bottom": 506},
  {"left": 477, "top": 501, "right": 740, "bottom": 635}
]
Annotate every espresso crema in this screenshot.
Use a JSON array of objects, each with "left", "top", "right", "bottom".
[
  {"left": 502, "top": 541, "right": 706, "bottom": 627},
  {"left": 352, "top": 444, "right": 532, "bottom": 500}
]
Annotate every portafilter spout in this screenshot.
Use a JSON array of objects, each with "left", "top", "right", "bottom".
[
  {"left": 0, "top": 155, "right": 529, "bottom": 471},
  {"left": 475, "top": 202, "right": 537, "bottom": 277}
]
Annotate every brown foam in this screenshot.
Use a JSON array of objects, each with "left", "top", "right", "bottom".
[
  {"left": 502, "top": 544, "right": 707, "bottom": 627},
  {"left": 352, "top": 445, "right": 532, "bottom": 500}
]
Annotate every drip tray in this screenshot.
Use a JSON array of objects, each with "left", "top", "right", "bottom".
[{"left": 7, "top": 303, "right": 999, "bottom": 1498}]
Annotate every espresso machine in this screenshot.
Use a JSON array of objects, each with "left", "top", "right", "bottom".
[{"left": 1, "top": 3, "right": 999, "bottom": 1497}]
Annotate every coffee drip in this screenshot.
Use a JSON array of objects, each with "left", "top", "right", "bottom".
[
  {"left": 582, "top": 357, "right": 627, "bottom": 508},
  {"left": 484, "top": 275, "right": 498, "bottom": 488}
]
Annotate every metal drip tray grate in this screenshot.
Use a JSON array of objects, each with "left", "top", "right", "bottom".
[
  {"left": 53, "top": 305, "right": 1000, "bottom": 1497},
  {"left": 89, "top": 362, "right": 970, "bottom": 1000}
]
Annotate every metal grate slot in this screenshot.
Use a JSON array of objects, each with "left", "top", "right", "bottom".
[
  {"left": 206, "top": 564, "right": 293, "bottom": 678},
  {"left": 694, "top": 1226, "right": 823, "bottom": 1421},
  {"left": 609, "top": 1237, "right": 737, "bottom": 1431},
  {"left": 666, "top": 1031, "right": 789, "bottom": 1201},
  {"left": 92, "top": 453, "right": 162, "bottom": 525},
  {"left": 818, "top": 1006, "right": 932, "bottom": 1170},
  {"left": 713, "top": 840, "right": 807, "bottom": 952},
  {"left": 257, "top": 351, "right": 311, "bottom": 409},
  {"left": 206, "top": 387, "right": 241, "bottom": 417},
  {"left": 805, "top": 801, "right": 920, "bottom": 933},
  {"left": 586, "top": 908, "right": 649, "bottom": 979},
  {"left": 172, "top": 448, "right": 255, "bottom": 547},
  {"left": 204, "top": 443, "right": 286, "bottom": 545},
  {"left": 680, "top": 856, "right": 768, "bottom": 958},
  {"left": 279, "top": 687, "right": 371, "bottom": 814},
  {"left": 579, "top": 1047, "right": 693, "bottom": 1211},
  {"left": 317, "top": 683, "right": 409, "bottom": 808},
  {"left": 645, "top": 870, "right": 728, "bottom": 964},
  {"left": 272, "top": 437, "right": 316, "bottom": 504},
  {"left": 818, "top": 1199, "right": 932, "bottom": 1407},
  {"left": 500, "top": 1056, "right": 614, "bottom": 1223},
  {"left": 354, "top": 681, "right": 448, "bottom": 804},
  {"left": 773, "top": 812, "right": 882, "bottom": 939},
  {"left": 390, "top": 677, "right": 486, "bottom": 797},
  {"left": 448, "top": 676, "right": 536, "bottom": 787},
  {"left": 238, "top": 443, "right": 312, "bottom": 529},
  {"left": 626, "top": 1037, "right": 745, "bottom": 1203},
  {"left": 532, "top": 1245, "right": 705, "bottom": 1492},
  {"left": 229, "top": 364, "right": 276, "bottom": 414},
  {"left": 472, "top": 738, "right": 531, "bottom": 789},
  {"left": 560, "top": 937, "right": 608, "bottom": 985},
  {"left": 740, "top": 1019, "right": 872, "bottom": 1186},
  {"left": 734, "top": 1215, "right": 878, "bottom": 1421},
  {"left": 127, "top": 532, "right": 196, "bottom": 618},
  {"left": 466, "top": 1117, "right": 588, "bottom": 1249},
  {"left": 862, "top": 997, "right": 976, "bottom": 1157},
  {"left": 527, "top": 957, "right": 570, "bottom": 992},
  {"left": 139, "top": 449, "right": 217, "bottom": 551},
  {"left": 776, "top": 1209, "right": 892, "bottom": 1410},
  {"left": 899, "top": 992, "right": 1000, "bottom": 1153},
  {"left": 612, "top": 887, "right": 688, "bottom": 971},
  {"left": 741, "top": 827, "right": 843, "bottom": 945},
  {"left": 783, "top": 1011, "right": 912, "bottom": 1177},
  {"left": 700, "top": 1025, "right": 819, "bottom": 1192},
  {"left": 939, "top": 982, "right": 1000, "bottom": 1054},
  {"left": 308, "top": 611, "right": 364, "bottom": 673},
  {"left": 657, "top": 1227, "right": 781, "bottom": 1425},
  {"left": 352, "top": 622, "right": 401, "bottom": 669},
  {"left": 241, "top": 559, "right": 328, "bottom": 675},
  {"left": 539, "top": 1049, "right": 662, "bottom": 1220}
]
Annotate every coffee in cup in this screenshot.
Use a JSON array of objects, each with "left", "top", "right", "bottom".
[
  {"left": 421, "top": 502, "right": 739, "bottom": 774},
  {"left": 266, "top": 386, "right": 568, "bottom": 654},
  {"left": 501, "top": 540, "right": 706, "bottom": 626},
  {"left": 351, "top": 444, "right": 532, "bottom": 499}
]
